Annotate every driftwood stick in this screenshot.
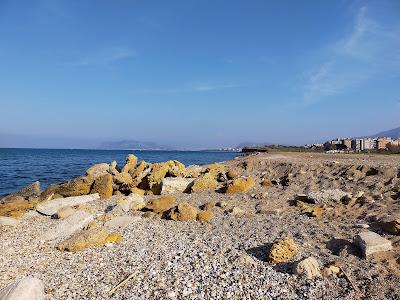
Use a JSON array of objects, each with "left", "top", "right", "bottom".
[{"left": 107, "top": 272, "right": 137, "bottom": 297}]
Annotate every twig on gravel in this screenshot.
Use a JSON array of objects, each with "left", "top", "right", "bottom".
[
  {"left": 339, "top": 266, "right": 359, "bottom": 293},
  {"left": 107, "top": 272, "right": 137, "bottom": 297}
]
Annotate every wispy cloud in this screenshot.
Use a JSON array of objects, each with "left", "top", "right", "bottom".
[
  {"left": 302, "top": 6, "right": 400, "bottom": 104},
  {"left": 67, "top": 47, "right": 138, "bottom": 66}
]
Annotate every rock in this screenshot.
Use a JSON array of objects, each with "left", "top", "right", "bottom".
[
  {"left": 268, "top": 238, "right": 298, "bottom": 263},
  {"left": 216, "top": 201, "right": 227, "bottom": 208},
  {"left": 0, "top": 196, "right": 38, "bottom": 218},
  {"left": 186, "top": 165, "right": 203, "bottom": 178},
  {"left": 56, "top": 177, "right": 93, "bottom": 197},
  {"left": 130, "top": 187, "right": 146, "bottom": 196},
  {"left": 226, "top": 170, "right": 238, "bottom": 180},
  {"left": 197, "top": 210, "right": 213, "bottom": 222},
  {"left": 170, "top": 202, "right": 198, "bottom": 221},
  {"left": 261, "top": 179, "right": 274, "bottom": 188},
  {"left": 321, "top": 263, "right": 341, "bottom": 276},
  {"left": 225, "top": 177, "right": 256, "bottom": 193},
  {"left": 128, "top": 194, "right": 146, "bottom": 211},
  {"left": 160, "top": 178, "right": 194, "bottom": 195},
  {"left": 236, "top": 254, "right": 257, "bottom": 266},
  {"left": 109, "top": 161, "right": 119, "bottom": 175},
  {"left": 296, "top": 201, "right": 324, "bottom": 218},
  {"left": 40, "top": 211, "right": 94, "bottom": 241},
  {"left": 86, "top": 163, "right": 110, "bottom": 179},
  {"left": 57, "top": 227, "right": 122, "bottom": 252},
  {"left": 36, "top": 194, "right": 99, "bottom": 216},
  {"left": 292, "top": 257, "right": 322, "bottom": 279},
  {"left": 354, "top": 231, "right": 393, "bottom": 257},
  {"left": 380, "top": 216, "right": 400, "bottom": 235},
  {"left": 255, "top": 203, "right": 279, "bottom": 215},
  {"left": 11, "top": 181, "right": 41, "bottom": 198},
  {"left": 113, "top": 172, "right": 133, "bottom": 186},
  {"left": 54, "top": 206, "right": 76, "bottom": 219},
  {"left": 229, "top": 207, "right": 245, "bottom": 216},
  {"left": 90, "top": 174, "right": 113, "bottom": 199},
  {"left": 204, "top": 163, "right": 225, "bottom": 178},
  {"left": 0, "top": 216, "right": 20, "bottom": 226},
  {"left": 0, "top": 277, "right": 44, "bottom": 300},
  {"left": 104, "top": 216, "right": 136, "bottom": 231},
  {"left": 121, "top": 154, "right": 138, "bottom": 173},
  {"left": 145, "top": 196, "right": 176, "bottom": 213},
  {"left": 190, "top": 174, "right": 218, "bottom": 193},
  {"left": 306, "top": 189, "right": 349, "bottom": 204},
  {"left": 202, "top": 201, "right": 215, "bottom": 211}
]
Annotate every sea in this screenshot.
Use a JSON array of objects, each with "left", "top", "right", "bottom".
[{"left": 0, "top": 148, "right": 240, "bottom": 196}]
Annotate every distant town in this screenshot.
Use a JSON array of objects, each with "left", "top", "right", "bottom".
[{"left": 305, "top": 137, "right": 400, "bottom": 153}]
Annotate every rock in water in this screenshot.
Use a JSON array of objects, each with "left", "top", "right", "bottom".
[
  {"left": 86, "top": 163, "right": 110, "bottom": 179},
  {"left": 225, "top": 177, "right": 256, "bottom": 193},
  {"left": 354, "top": 231, "right": 393, "bottom": 257},
  {"left": 293, "top": 257, "right": 322, "bottom": 279},
  {"left": 268, "top": 238, "right": 298, "bottom": 263},
  {"left": 160, "top": 178, "right": 194, "bottom": 195},
  {"left": 90, "top": 174, "right": 113, "bottom": 199},
  {"left": 0, "top": 277, "right": 44, "bottom": 300},
  {"left": 0, "top": 216, "right": 20, "bottom": 226},
  {"left": 40, "top": 210, "right": 94, "bottom": 242},
  {"left": 36, "top": 193, "right": 99, "bottom": 216}
]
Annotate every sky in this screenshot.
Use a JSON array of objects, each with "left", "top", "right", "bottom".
[{"left": 0, "top": 0, "right": 399, "bottom": 149}]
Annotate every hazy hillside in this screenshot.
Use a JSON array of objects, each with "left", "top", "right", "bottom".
[
  {"left": 99, "top": 140, "right": 173, "bottom": 150},
  {"left": 368, "top": 126, "right": 400, "bottom": 139}
]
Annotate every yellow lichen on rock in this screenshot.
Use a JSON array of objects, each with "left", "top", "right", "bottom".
[
  {"left": 225, "top": 177, "right": 256, "bottom": 193},
  {"left": 121, "top": 154, "right": 138, "bottom": 173},
  {"left": 169, "top": 202, "right": 198, "bottom": 221},
  {"left": 130, "top": 187, "right": 145, "bottom": 196},
  {"left": 190, "top": 174, "right": 218, "bottom": 193},
  {"left": 268, "top": 238, "right": 298, "bottom": 263},
  {"left": 57, "top": 177, "right": 93, "bottom": 197},
  {"left": 57, "top": 227, "right": 122, "bottom": 252},
  {"left": 145, "top": 196, "right": 176, "bottom": 213},
  {"left": 197, "top": 210, "right": 214, "bottom": 222},
  {"left": 204, "top": 163, "right": 225, "bottom": 178},
  {"left": 261, "top": 179, "right": 274, "bottom": 188},
  {"left": 0, "top": 196, "right": 38, "bottom": 218},
  {"left": 90, "top": 174, "right": 113, "bottom": 199}
]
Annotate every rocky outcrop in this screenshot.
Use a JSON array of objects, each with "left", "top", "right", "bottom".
[
  {"left": 90, "top": 174, "right": 113, "bottom": 199},
  {"left": 0, "top": 196, "right": 38, "bottom": 218},
  {"left": 225, "top": 177, "right": 256, "bottom": 193},
  {"left": 11, "top": 181, "right": 41, "bottom": 199},
  {"left": 190, "top": 174, "right": 218, "bottom": 193},
  {"left": 36, "top": 194, "right": 99, "bottom": 216},
  {"left": 160, "top": 178, "right": 194, "bottom": 195},
  {"left": 121, "top": 154, "right": 138, "bottom": 173},
  {"left": 380, "top": 215, "right": 400, "bottom": 235},
  {"left": 54, "top": 177, "right": 93, "bottom": 197},
  {"left": 268, "top": 238, "right": 298, "bottom": 263},
  {"left": 40, "top": 210, "right": 94, "bottom": 242},
  {"left": 169, "top": 202, "right": 198, "bottom": 221},
  {"left": 0, "top": 277, "right": 44, "bottom": 300},
  {"left": 354, "top": 231, "right": 393, "bottom": 257}
]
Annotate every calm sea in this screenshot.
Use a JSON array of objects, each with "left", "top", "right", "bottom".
[{"left": 0, "top": 148, "right": 240, "bottom": 196}]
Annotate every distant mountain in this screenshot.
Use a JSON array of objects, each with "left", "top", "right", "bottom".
[
  {"left": 368, "top": 126, "right": 400, "bottom": 139},
  {"left": 236, "top": 142, "right": 271, "bottom": 148},
  {"left": 99, "top": 140, "right": 173, "bottom": 150}
]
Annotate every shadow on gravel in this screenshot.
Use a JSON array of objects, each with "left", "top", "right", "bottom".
[{"left": 325, "top": 238, "right": 361, "bottom": 257}]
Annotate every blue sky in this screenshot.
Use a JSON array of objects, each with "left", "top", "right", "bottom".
[{"left": 0, "top": 0, "right": 399, "bottom": 149}]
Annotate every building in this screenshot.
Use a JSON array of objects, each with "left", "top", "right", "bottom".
[
  {"left": 351, "top": 139, "right": 364, "bottom": 152},
  {"left": 342, "top": 139, "right": 352, "bottom": 150},
  {"left": 363, "top": 138, "right": 377, "bottom": 150},
  {"left": 377, "top": 138, "right": 392, "bottom": 150}
]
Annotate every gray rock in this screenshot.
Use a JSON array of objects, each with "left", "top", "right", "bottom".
[
  {"left": 0, "top": 277, "right": 44, "bottom": 300},
  {"left": 36, "top": 193, "right": 99, "bottom": 216},
  {"left": 40, "top": 210, "right": 94, "bottom": 242},
  {"left": 0, "top": 216, "right": 20, "bottom": 227},
  {"left": 354, "top": 231, "right": 393, "bottom": 257},
  {"left": 104, "top": 215, "right": 138, "bottom": 231},
  {"left": 86, "top": 163, "right": 110, "bottom": 178},
  {"left": 307, "top": 189, "right": 349, "bottom": 204},
  {"left": 2, "top": 182, "right": 41, "bottom": 201},
  {"left": 160, "top": 178, "right": 194, "bottom": 195}
]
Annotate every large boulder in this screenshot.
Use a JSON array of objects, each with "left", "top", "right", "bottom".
[
  {"left": 86, "top": 163, "right": 110, "bottom": 179},
  {"left": 90, "top": 174, "right": 113, "bottom": 199},
  {"left": 169, "top": 202, "right": 197, "bottom": 221},
  {"left": 116, "top": 194, "right": 145, "bottom": 212},
  {"left": 55, "top": 177, "right": 93, "bottom": 197},
  {"left": 57, "top": 227, "right": 122, "bottom": 252},
  {"left": 306, "top": 189, "right": 349, "bottom": 205},
  {"left": 160, "top": 178, "right": 194, "bottom": 195},
  {"left": 0, "top": 277, "right": 44, "bottom": 300},
  {"left": 121, "top": 154, "right": 138, "bottom": 173},
  {"left": 0, "top": 196, "right": 38, "bottom": 218},
  {"left": 145, "top": 196, "right": 176, "bottom": 213},
  {"left": 268, "top": 238, "right": 298, "bottom": 263},
  {"left": 113, "top": 172, "right": 133, "bottom": 186},
  {"left": 40, "top": 210, "right": 94, "bottom": 242},
  {"left": 225, "top": 177, "right": 256, "bottom": 193},
  {"left": 204, "top": 163, "right": 225, "bottom": 178},
  {"left": 354, "top": 231, "right": 393, "bottom": 257},
  {"left": 380, "top": 215, "right": 400, "bottom": 235},
  {"left": 292, "top": 257, "right": 322, "bottom": 279},
  {"left": 190, "top": 174, "right": 218, "bottom": 193},
  {"left": 36, "top": 193, "right": 99, "bottom": 216},
  {"left": 8, "top": 181, "right": 41, "bottom": 199}
]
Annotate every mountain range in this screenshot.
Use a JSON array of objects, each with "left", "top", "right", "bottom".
[
  {"left": 99, "top": 140, "right": 173, "bottom": 150},
  {"left": 368, "top": 126, "right": 400, "bottom": 139}
]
